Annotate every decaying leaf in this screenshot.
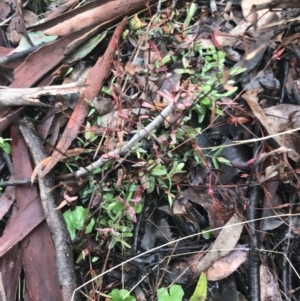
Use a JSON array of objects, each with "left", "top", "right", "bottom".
[
  {"left": 260, "top": 264, "right": 282, "bottom": 301},
  {"left": 179, "top": 187, "right": 238, "bottom": 234},
  {"left": 0, "top": 185, "right": 16, "bottom": 220},
  {"left": 206, "top": 246, "right": 248, "bottom": 281},
  {"left": 192, "top": 214, "right": 243, "bottom": 274},
  {"left": 242, "top": 90, "right": 300, "bottom": 161}
]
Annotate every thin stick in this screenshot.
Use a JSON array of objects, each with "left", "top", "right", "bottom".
[
  {"left": 72, "top": 102, "right": 175, "bottom": 178},
  {"left": 0, "top": 272, "right": 7, "bottom": 301},
  {"left": 19, "top": 118, "right": 80, "bottom": 301}
]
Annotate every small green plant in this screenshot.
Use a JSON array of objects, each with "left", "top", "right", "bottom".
[
  {"left": 157, "top": 284, "right": 184, "bottom": 301},
  {"left": 0, "top": 137, "right": 12, "bottom": 154},
  {"left": 108, "top": 288, "right": 136, "bottom": 301},
  {"left": 210, "top": 147, "right": 232, "bottom": 169},
  {"left": 63, "top": 206, "right": 95, "bottom": 240}
]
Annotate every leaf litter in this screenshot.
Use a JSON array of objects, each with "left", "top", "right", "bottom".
[{"left": 0, "top": 0, "right": 300, "bottom": 301}]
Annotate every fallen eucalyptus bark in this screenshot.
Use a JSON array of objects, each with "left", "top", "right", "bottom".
[
  {"left": 0, "top": 82, "right": 85, "bottom": 108},
  {"left": 19, "top": 118, "right": 80, "bottom": 301}
]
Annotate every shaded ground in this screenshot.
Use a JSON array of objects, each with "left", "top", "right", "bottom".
[{"left": 0, "top": 0, "right": 300, "bottom": 301}]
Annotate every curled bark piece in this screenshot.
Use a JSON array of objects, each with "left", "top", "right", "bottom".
[{"left": 19, "top": 118, "right": 80, "bottom": 301}]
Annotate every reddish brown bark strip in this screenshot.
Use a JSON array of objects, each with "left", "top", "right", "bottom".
[
  {"left": 19, "top": 119, "right": 79, "bottom": 301},
  {"left": 41, "top": 16, "right": 128, "bottom": 177},
  {"left": 11, "top": 124, "right": 63, "bottom": 301},
  {"left": 0, "top": 197, "right": 44, "bottom": 257}
]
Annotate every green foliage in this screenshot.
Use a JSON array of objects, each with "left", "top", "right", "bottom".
[
  {"left": 174, "top": 44, "right": 243, "bottom": 124},
  {"left": 63, "top": 206, "right": 95, "bottom": 240},
  {"left": 202, "top": 227, "right": 212, "bottom": 240},
  {"left": 157, "top": 284, "right": 184, "bottom": 301},
  {"left": 108, "top": 289, "right": 136, "bottom": 301},
  {"left": 183, "top": 3, "right": 197, "bottom": 29},
  {"left": 0, "top": 137, "right": 12, "bottom": 154},
  {"left": 189, "top": 273, "right": 207, "bottom": 301},
  {"left": 210, "top": 147, "right": 232, "bottom": 169}
]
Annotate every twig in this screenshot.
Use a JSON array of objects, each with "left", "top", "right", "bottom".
[
  {"left": 209, "top": 0, "right": 217, "bottom": 15},
  {"left": 0, "top": 178, "right": 34, "bottom": 187},
  {"left": 71, "top": 102, "right": 175, "bottom": 179},
  {"left": 246, "top": 124, "right": 261, "bottom": 301},
  {"left": 0, "top": 272, "right": 7, "bottom": 301},
  {"left": 19, "top": 118, "right": 80, "bottom": 301}
]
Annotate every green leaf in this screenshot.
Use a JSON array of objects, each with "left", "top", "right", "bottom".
[
  {"left": 215, "top": 87, "right": 238, "bottom": 98},
  {"left": 229, "top": 66, "right": 247, "bottom": 76},
  {"left": 212, "top": 157, "right": 219, "bottom": 169},
  {"left": 201, "top": 97, "right": 211, "bottom": 105},
  {"left": 64, "top": 31, "right": 107, "bottom": 63},
  {"left": 217, "top": 157, "right": 232, "bottom": 166},
  {"left": 201, "top": 85, "right": 212, "bottom": 94},
  {"left": 63, "top": 206, "right": 88, "bottom": 240},
  {"left": 174, "top": 68, "right": 195, "bottom": 74},
  {"left": 157, "top": 284, "right": 184, "bottom": 301},
  {"left": 202, "top": 227, "right": 212, "bottom": 240},
  {"left": 162, "top": 54, "right": 171, "bottom": 65},
  {"left": 109, "top": 289, "right": 136, "bottom": 301},
  {"left": 15, "top": 31, "right": 57, "bottom": 52},
  {"left": 147, "top": 176, "right": 155, "bottom": 193},
  {"left": 189, "top": 273, "right": 207, "bottom": 301},
  {"left": 85, "top": 218, "right": 95, "bottom": 234},
  {"left": 1, "top": 142, "right": 11, "bottom": 154},
  {"left": 151, "top": 165, "right": 168, "bottom": 176}
]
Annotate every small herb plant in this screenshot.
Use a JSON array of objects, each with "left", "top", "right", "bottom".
[
  {"left": 108, "top": 288, "right": 136, "bottom": 301},
  {"left": 157, "top": 284, "right": 184, "bottom": 301},
  {"left": 63, "top": 206, "right": 95, "bottom": 240}
]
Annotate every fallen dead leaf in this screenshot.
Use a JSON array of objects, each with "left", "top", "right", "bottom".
[
  {"left": 260, "top": 264, "right": 282, "bottom": 301},
  {"left": 242, "top": 90, "right": 300, "bottom": 161},
  {"left": 191, "top": 214, "right": 243, "bottom": 274},
  {"left": 206, "top": 245, "right": 248, "bottom": 281}
]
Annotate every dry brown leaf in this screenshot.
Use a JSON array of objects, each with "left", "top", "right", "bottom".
[
  {"left": 241, "top": 0, "right": 279, "bottom": 29},
  {"left": 260, "top": 264, "right": 282, "bottom": 301},
  {"left": 191, "top": 214, "right": 243, "bottom": 274},
  {"left": 242, "top": 90, "right": 300, "bottom": 161},
  {"left": 206, "top": 247, "right": 248, "bottom": 281},
  {"left": 31, "top": 148, "right": 88, "bottom": 183},
  {"left": 0, "top": 185, "right": 16, "bottom": 220}
]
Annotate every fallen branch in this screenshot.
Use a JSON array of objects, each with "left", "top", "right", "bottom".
[
  {"left": 0, "top": 81, "right": 85, "bottom": 108},
  {"left": 71, "top": 102, "right": 175, "bottom": 179},
  {"left": 19, "top": 118, "right": 80, "bottom": 301}
]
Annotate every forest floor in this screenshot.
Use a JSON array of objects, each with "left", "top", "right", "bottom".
[{"left": 0, "top": 0, "right": 300, "bottom": 301}]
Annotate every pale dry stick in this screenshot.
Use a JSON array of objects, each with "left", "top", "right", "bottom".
[
  {"left": 19, "top": 119, "right": 80, "bottom": 301},
  {"left": 72, "top": 102, "right": 175, "bottom": 178},
  {"left": 197, "top": 126, "right": 300, "bottom": 151},
  {"left": 0, "top": 272, "right": 7, "bottom": 301},
  {"left": 71, "top": 212, "right": 300, "bottom": 300},
  {"left": 172, "top": 126, "right": 300, "bottom": 156}
]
